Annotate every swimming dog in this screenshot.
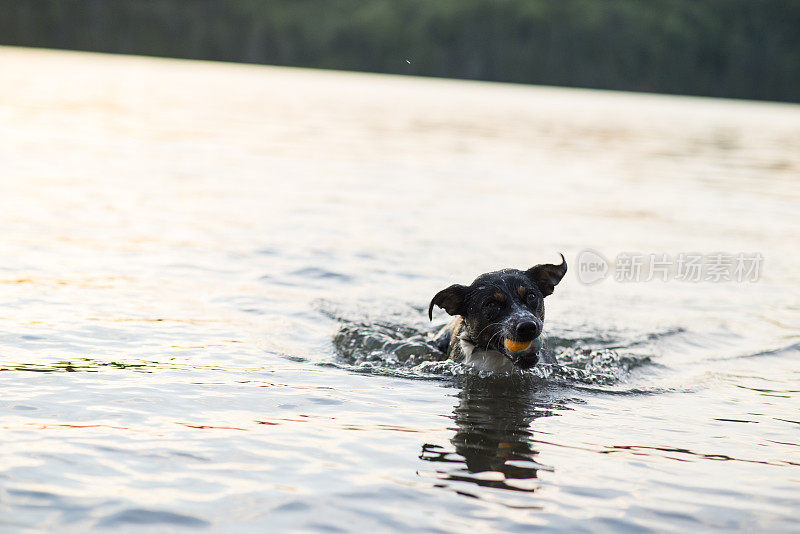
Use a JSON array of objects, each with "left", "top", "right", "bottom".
[{"left": 429, "top": 255, "right": 567, "bottom": 372}]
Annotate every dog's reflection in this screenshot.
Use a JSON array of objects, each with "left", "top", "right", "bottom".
[{"left": 420, "top": 376, "right": 559, "bottom": 493}]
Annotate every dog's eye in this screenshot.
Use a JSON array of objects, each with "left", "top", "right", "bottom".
[{"left": 526, "top": 294, "right": 539, "bottom": 309}]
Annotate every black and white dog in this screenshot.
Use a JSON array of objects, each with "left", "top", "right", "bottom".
[{"left": 429, "top": 255, "right": 567, "bottom": 372}]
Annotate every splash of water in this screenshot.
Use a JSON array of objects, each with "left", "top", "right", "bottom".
[{"left": 331, "top": 315, "right": 654, "bottom": 384}]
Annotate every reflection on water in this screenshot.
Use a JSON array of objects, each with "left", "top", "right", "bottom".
[
  {"left": 1, "top": 46, "right": 800, "bottom": 532},
  {"left": 421, "top": 377, "right": 559, "bottom": 499}
]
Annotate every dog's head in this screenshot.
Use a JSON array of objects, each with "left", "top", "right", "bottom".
[{"left": 429, "top": 255, "right": 567, "bottom": 369}]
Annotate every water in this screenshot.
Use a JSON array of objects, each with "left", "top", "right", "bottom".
[{"left": 1, "top": 46, "right": 799, "bottom": 532}]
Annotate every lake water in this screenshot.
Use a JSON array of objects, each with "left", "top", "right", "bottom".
[{"left": 1, "top": 46, "right": 799, "bottom": 532}]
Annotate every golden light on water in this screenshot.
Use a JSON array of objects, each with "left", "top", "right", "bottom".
[{"left": 2, "top": 46, "right": 800, "bottom": 531}]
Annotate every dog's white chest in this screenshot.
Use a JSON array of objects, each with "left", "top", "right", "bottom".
[{"left": 459, "top": 339, "right": 516, "bottom": 373}]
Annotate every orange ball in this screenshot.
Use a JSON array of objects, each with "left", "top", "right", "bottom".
[{"left": 505, "top": 338, "right": 533, "bottom": 353}]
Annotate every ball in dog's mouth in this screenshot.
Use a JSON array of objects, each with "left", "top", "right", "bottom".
[
  {"left": 505, "top": 338, "right": 532, "bottom": 353},
  {"left": 503, "top": 337, "right": 543, "bottom": 369},
  {"left": 504, "top": 337, "right": 542, "bottom": 354}
]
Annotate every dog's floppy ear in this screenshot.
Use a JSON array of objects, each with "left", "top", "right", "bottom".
[
  {"left": 428, "top": 284, "right": 468, "bottom": 320},
  {"left": 526, "top": 253, "right": 568, "bottom": 297}
]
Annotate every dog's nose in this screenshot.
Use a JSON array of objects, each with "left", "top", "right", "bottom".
[{"left": 515, "top": 321, "right": 541, "bottom": 341}]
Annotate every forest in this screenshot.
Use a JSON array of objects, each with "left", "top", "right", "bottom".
[{"left": 2, "top": 0, "right": 799, "bottom": 102}]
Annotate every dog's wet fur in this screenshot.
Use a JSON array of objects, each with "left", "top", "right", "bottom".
[{"left": 429, "top": 255, "right": 567, "bottom": 372}]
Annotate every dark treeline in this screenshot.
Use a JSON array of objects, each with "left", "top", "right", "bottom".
[{"left": 2, "top": 0, "right": 799, "bottom": 102}]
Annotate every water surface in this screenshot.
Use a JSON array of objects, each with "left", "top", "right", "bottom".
[{"left": 1, "top": 47, "right": 799, "bottom": 532}]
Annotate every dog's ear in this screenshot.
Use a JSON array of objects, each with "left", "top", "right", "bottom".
[
  {"left": 428, "top": 284, "right": 468, "bottom": 320},
  {"left": 526, "top": 253, "right": 568, "bottom": 297}
]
